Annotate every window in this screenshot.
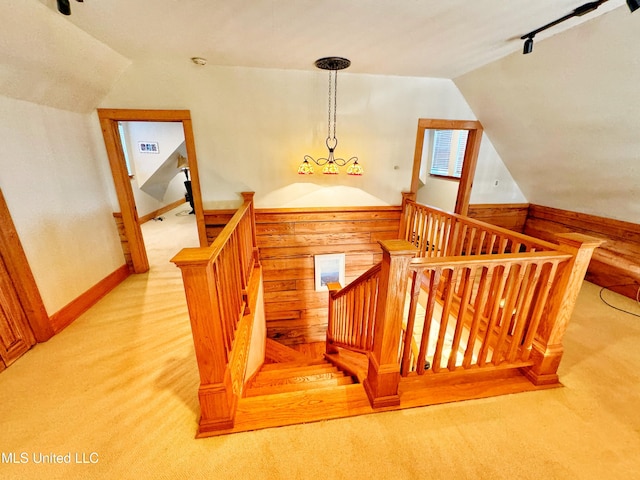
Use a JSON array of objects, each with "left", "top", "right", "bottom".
[{"left": 429, "top": 129, "right": 469, "bottom": 179}]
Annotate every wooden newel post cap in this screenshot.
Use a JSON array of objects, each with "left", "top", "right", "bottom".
[{"left": 378, "top": 239, "right": 418, "bottom": 256}]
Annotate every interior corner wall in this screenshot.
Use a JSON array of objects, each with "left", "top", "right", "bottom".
[
  {"left": 100, "top": 61, "right": 523, "bottom": 209},
  {"left": 0, "top": 95, "right": 125, "bottom": 315},
  {"left": 455, "top": 6, "right": 640, "bottom": 223}
]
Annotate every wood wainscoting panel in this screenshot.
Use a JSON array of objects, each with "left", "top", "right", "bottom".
[
  {"left": 255, "top": 206, "right": 402, "bottom": 345},
  {"left": 467, "top": 203, "right": 530, "bottom": 233},
  {"left": 524, "top": 204, "right": 640, "bottom": 300},
  {"left": 204, "top": 209, "right": 236, "bottom": 245}
]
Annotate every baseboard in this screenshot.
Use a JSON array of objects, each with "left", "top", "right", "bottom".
[
  {"left": 138, "top": 199, "right": 186, "bottom": 224},
  {"left": 49, "top": 264, "right": 131, "bottom": 334}
]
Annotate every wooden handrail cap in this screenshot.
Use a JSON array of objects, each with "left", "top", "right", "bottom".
[
  {"left": 555, "top": 232, "right": 605, "bottom": 248},
  {"left": 378, "top": 239, "right": 418, "bottom": 255}
]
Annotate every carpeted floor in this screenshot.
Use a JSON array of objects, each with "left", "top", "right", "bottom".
[{"left": 1, "top": 204, "right": 639, "bottom": 479}]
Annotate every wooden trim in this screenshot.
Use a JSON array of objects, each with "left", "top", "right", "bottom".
[
  {"left": 138, "top": 199, "right": 186, "bottom": 224},
  {"left": 49, "top": 264, "right": 131, "bottom": 333},
  {"left": 409, "top": 118, "right": 483, "bottom": 216},
  {"left": 0, "top": 189, "right": 53, "bottom": 342},
  {"left": 524, "top": 204, "right": 640, "bottom": 299},
  {"left": 467, "top": 203, "right": 531, "bottom": 233},
  {"left": 95, "top": 109, "right": 192, "bottom": 122},
  {"left": 96, "top": 109, "right": 208, "bottom": 275},
  {"left": 256, "top": 205, "right": 402, "bottom": 215}
]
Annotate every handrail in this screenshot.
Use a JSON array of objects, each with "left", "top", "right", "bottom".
[
  {"left": 402, "top": 251, "right": 572, "bottom": 376},
  {"left": 327, "top": 263, "right": 381, "bottom": 353},
  {"left": 401, "top": 199, "right": 559, "bottom": 256},
  {"left": 172, "top": 192, "right": 260, "bottom": 434},
  {"left": 330, "top": 198, "right": 602, "bottom": 408}
]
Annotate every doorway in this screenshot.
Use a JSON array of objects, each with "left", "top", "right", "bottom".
[
  {"left": 97, "top": 109, "right": 207, "bottom": 274},
  {"left": 410, "top": 119, "right": 483, "bottom": 216}
]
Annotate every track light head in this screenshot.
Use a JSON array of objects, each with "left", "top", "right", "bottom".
[
  {"left": 628, "top": 0, "right": 640, "bottom": 12},
  {"left": 57, "top": 0, "right": 71, "bottom": 15},
  {"left": 523, "top": 37, "right": 534, "bottom": 55}
]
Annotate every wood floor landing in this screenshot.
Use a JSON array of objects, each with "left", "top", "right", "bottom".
[{"left": 197, "top": 343, "right": 560, "bottom": 438}]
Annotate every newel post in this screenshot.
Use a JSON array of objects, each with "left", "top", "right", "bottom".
[
  {"left": 241, "top": 191, "right": 260, "bottom": 267},
  {"left": 171, "top": 249, "right": 236, "bottom": 433},
  {"left": 364, "top": 240, "right": 418, "bottom": 408},
  {"left": 399, "top": 192, "right": 416, "bottom": 238},
  {"left": 525, "top": 233, "right": 603, "bottom": 385}
]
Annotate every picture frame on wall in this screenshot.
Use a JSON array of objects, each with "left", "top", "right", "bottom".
[
  {"left": 314, "top": 253, "right": 346, "bottom": 291},
  {"left": 138, "top": 142, "right": 159, "bottom": 153}
]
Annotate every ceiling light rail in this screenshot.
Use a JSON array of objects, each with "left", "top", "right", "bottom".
[{"left": 520, "top": 0, "right": 639, "bottom": 55}]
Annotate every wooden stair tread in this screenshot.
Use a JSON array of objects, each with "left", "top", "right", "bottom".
[
  {"left": 231, "top": 384, "right": 373, "bottom": 433},
  {"left": 198, "top": 369, "right": 561, "bottom": 437},
  {"left": 264, "top": 338, "right": 310, "bottom": 363},
  {"left": 324, "top": 347, "right": 369, "bottom": 383},
  {"left": 249, "top": 371, "right": 351, "bottom": 388},
  {"left": 259, "top": 358, "right": 328, "bottom": 372},
  {"left": 252, "top": 363, "right": 339, "bottom": 380},
  {"left": 244, "top": 375, "right": 354, "bottom": 397}
]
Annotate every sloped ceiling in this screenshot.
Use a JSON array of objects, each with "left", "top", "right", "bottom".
[
  {"left": 455, "top": 6, "right": 640, "bottom": 223},
  {"left": 8, "top": 1, "right": 640, "bottom": 221},
  {"left": 36, "top": 0, "right": 623, "bottom": 79},
  {"left": 0, "top": 1, "right": 129, "bottom": 113}
]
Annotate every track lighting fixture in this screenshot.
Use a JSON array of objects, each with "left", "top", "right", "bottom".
[
  {"left": 523, "top": 36, "right": 534, "bottom": 54},
  {"left": 519, "top": 0, "right": 639, "bottom": 55},
  {"left": 57, "top": 0, "right": 83, "bottom": 16}
]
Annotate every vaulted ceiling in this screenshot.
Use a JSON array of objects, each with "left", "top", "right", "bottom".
[
  {"left": 37, "top": 0, "right": 624, "bottom": 79},
  {"left": 17, "top": 1, "right": 640, "bottom": 222}
]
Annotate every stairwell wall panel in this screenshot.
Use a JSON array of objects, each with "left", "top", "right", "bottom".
[{"left": 255, "top": 207, "right": 402, "bottom": 345}]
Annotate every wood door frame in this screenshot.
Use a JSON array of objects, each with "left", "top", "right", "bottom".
[
  {"left": 0, "top": 189, "right": 52, "bottom": 343},
  {"left": 97, "top": 109, "right": 207, "bottom": 273},
  {"left": 409, "top": 118, "right": 483, "bottom": 216}
]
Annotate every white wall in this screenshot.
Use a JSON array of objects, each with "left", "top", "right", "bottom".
[
  {"left": 100, "top": 61, "right": 522, "bottom": 209},
  {"left": 0, "top": 95, "right": 125, "bottom": 315},
  {"left": 456, "top": 7, "right": 640, "bottom": 222}
]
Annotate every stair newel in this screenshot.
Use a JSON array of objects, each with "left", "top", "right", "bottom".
[
  {"left": 524, "top": 233, "right": 603, "bottom": 385},
  {"left": 173, "top": 253, "right": 236, "bottom": 431},
  {"left": 364, "top": 240, "right": 418, "bottom": 408},
  {"left": 241, "top": 192, "right": 260, "bottom": 268},
  {"left": 326, "top": 282, "right": 342, "bottom": 355}
]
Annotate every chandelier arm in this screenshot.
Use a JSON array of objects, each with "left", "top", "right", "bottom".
[
  {"left": 332, "top": 156, "right": 359, "bottom": 167},
  {"left": 304, "top": 154, "right": 330, "bottom": 166}
]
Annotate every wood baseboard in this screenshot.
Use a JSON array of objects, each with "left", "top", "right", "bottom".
[
  {"left": 138, "top": 199, "right": 186, "bottom": 224},
  {"left": 49, "top": 264, "right": 131, "bottom": 334}
]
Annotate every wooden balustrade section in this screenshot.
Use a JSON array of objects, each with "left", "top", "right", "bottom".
[
  {"left": 402, "top": 252, "right": 571, "bottom": 380},
  {"left": 401, "top": 199, "right": 558, "bottom": 257},
  {"left": 326, "top": 263, "right": 381, "bottom": 354},
  {"left": 326, "top": 199, "right": 602, "bottom": 410},
  {"left": 171, "top": 192, "right": 260, "bottom": 435}
]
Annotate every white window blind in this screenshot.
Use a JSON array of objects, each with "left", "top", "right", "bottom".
[{"left": 430, "top": 129, "right": 468, "bottom": 178}]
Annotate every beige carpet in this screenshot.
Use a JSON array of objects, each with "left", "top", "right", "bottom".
[{"left": 1, "top": 204, "right": 639, "bottom": 479}]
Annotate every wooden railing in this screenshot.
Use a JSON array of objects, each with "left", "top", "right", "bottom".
[
  {"left": 328, "top": 197, "right": 602, "bottom": 408},
  {"left": 400, "top": 196, "right": 558, "bottom": 256},
  {"left": 326, "top": 263, "right": 381, "bottom": 354},
  {"left": 401, "top": 251, "right": 570, "bottom": 377},
  {"left": 172, "top": 192, "right": 260, "bottom": 436}
]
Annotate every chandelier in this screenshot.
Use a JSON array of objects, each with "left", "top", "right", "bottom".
[{"left": 298, "top": 57, "right": 363, "bottom": 176}]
